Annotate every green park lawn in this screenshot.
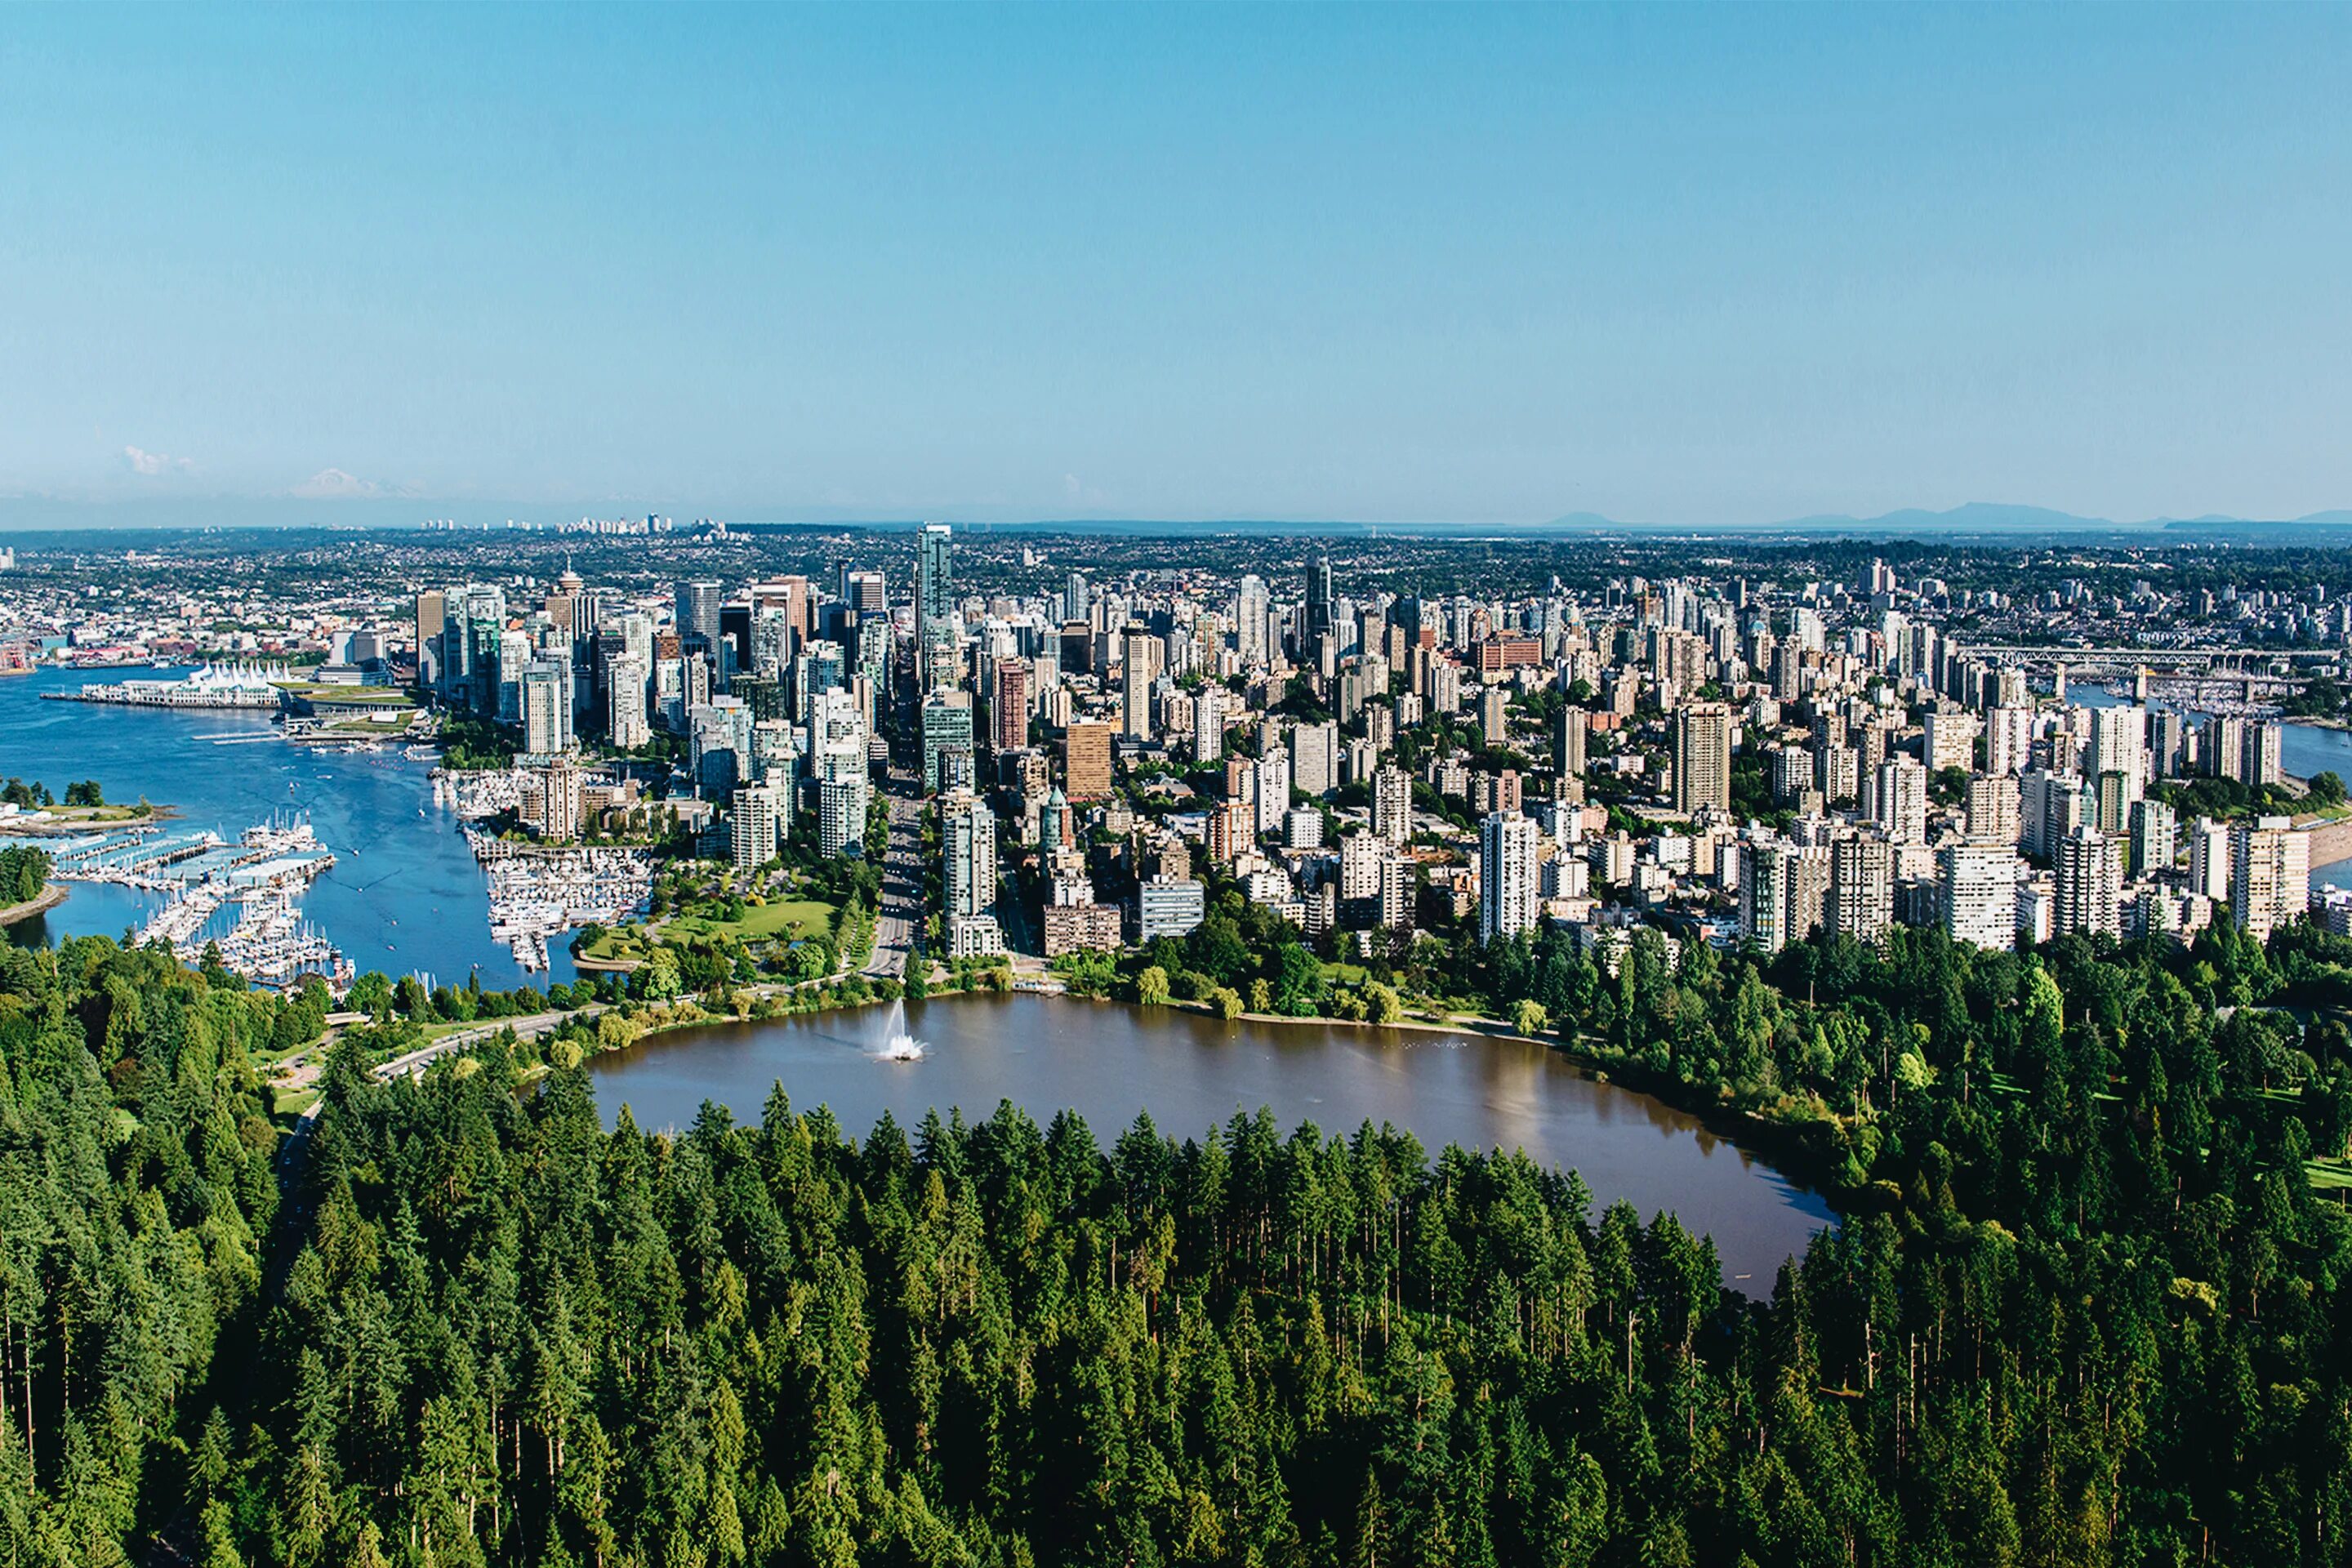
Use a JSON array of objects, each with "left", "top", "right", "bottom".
[
  {"left": 576, "top": 927, "right": 653, "bottom": 964},
  {"left": 670, "top": 898, "right": 836, "bottom": 942},
  {"left": 25, "top": 801, "right": 158, "bottom": 823},
  {"left": 575, "top": 898, "right": 835, "bottom": 966},
  {"left": 276, "top": 683, "right": 416, "bottom": 707},
  {"left": 2307, "top": 1156, "right": 2352, "bottom": 1192}
]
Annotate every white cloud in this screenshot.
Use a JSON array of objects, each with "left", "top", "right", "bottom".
[
  {"left": 291, "top": 467, "right": 384, "bottom": 499},
  {"left": 122, "top": 445, "right": 194, "bottom": 476}
]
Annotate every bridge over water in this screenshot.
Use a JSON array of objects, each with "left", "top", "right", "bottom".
[{"left": 1953, "top": 644, "right": 2345, "bottom": 699}]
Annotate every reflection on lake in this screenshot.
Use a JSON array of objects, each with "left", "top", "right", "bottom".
[{"left": 590, "top": 992, "right": 1836, "bottom": 1285}]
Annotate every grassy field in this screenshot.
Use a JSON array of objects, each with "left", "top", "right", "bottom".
[
  {"left": 668, "top": 898, "right": 836, "bottom": 943},
  {"left": 2307, "top": 1156, "right": 2352, "bottom": 1192},
  {"left": 7, "top": 802, "right": 159, "bottom": 824},
  {"left": 276, "top": 683, "right": 416, "bottom": 707},
  {"left": 577, "top": 926, "right": 653, "bottom": 964}
]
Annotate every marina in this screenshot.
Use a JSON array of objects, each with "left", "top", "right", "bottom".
[
  {"left": 66, "top": 815, "right": 353, "bottom": 987},
  {"left": 2, "top": 666, "right": 583, "bottom": 991},
  {"left": 466, "top": 832, "right": 654, "bottom": 971}
]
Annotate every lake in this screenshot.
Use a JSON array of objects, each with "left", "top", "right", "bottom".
[
  {"left": 0, "top": 665, "right": 577, "bottom": 990},
  {"left": 590, "top": 991, "right": 1837, "bottom": 1286}
]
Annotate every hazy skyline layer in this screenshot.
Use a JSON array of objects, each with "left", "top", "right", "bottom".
[{"left": 5, "top": 4, "right": 2349, "bottom": 528}]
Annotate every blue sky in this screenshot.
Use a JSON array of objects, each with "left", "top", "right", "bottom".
[{"left": 3, "top": 4, "right": 2349, "bottom": 528}]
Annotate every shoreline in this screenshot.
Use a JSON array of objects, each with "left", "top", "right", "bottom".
[
  {"left": 0, "top": 804, "right": 178, "bottom": 835},
  {"left": 583, "top": 985, "right": 1849, "bottom": 1223},
  {"left": 0, "top": 884, "right": 67, "bottom": 929},
  {"left": 1109, "top": 991, "right": 1851, "bottom": 1205}
]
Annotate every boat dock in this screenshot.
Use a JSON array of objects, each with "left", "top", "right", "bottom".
[
  {"left": 466, "top": 830, "right": 653, "bottom": 971},
  {"left": 57, "top": 814, "right": 354, "bottom": 988}
]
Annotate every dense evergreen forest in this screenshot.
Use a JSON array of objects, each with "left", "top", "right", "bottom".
[
  {"left": 4, "top": 910, "right": 2351, "bottom": 1567},
  {"left": 0, "top": 847, "right": 50, "bottom": 906}
]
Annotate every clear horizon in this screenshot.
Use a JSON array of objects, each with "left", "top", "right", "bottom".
[{"left": 5, "top": 4, "right": 2350, "bottom": 528}]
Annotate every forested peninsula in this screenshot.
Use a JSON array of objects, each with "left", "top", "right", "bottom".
[{"left": 2, "top": 913, "right": 2350, "bottom": 1566}]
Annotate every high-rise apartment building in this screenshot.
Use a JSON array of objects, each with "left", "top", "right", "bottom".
[
  {"left": 1671, "top": 702, "right": 1732, "bottom": 816},
  {"left": 915, "top": 523, "right": 954, "bottom": 622},
  {"left": 1291, "top": 720, "right": 1338, "bottom": 797},
  {"left": 1829, "top": 837, "right": 1893, "bottom": 945},
  {"left": 1192, "top": 683, "right": 1227, "bottom": 761},
  {"left": 1940, "top": 843, "right": 2019, "bottom": 951},
  {"left": 2087, "top": 704, "right": 2146, "bottom": 831},
  {"left": 811, "top": 688, "right": 868, "bottom": 784},
  {"left": 2150, "top": 709, "right": 2188, "bottom": 778},
  {"left": 1480, "top": 688, "right": 1510, "bottom": 751},
  {"left": 1062, "top": 721, "right": 1113, "bottom": 800},
  {"left": 1741, "top": 842, "right": 1797, "bottom": 952},
  {"left": 2189, "top": 816, "right": 2230, "bottom": 901},
  {"left": 1120, "top": 624, "right": 1161, "bottom": 741},
  {"left": 2054, "top": 826, "right": 2123, "bottom": 939},
  {"left": 1922, "top": 703, "right": 1980, "bottom": 773},
  {"left": 414, "top": 590, "right": 447, "bottom": 691},
  {"left": 843, "top": 569, "right": 887, "bottom": 614},
  {"left": 915, "top": 523, "right": 956, "bottom": 692},
  {"left": 675, "top": 580, "right": 722, "bottom": 650},
  {"left": 1477, "top": 810, "right": 1541, "bottom": 944},
  {"left": 1254, "top": 743, "right": 1290, "bottom": 841},
  {"left": 2129, "top": 798, "right": 2176, "bottom": 876},
  {"left": 2231, "top": 815, "right": 2309, "bottom": 944},
  {"left": 1965, "top": 773, "right": 2021, "bottom": 847},
  {"left": 1552, "top": 706, "right": 1588, "bottom": 781},
  {"left": 941, "top": 790, "right": 997, "bottom": 922},
  {"left": 1372, "top": 764, "right": 1413, "bottom": 846},
  {"left": 920, "top": 689, "right": 974, "bottom": 795},
  {"left": 522, "top": 659, "right": 573, "bottom": 757},
  {"left": 730, "top": 782, "right": 784, "bottom": 871},
  {"left": 2247, "top": 721, "right": 2283, "bottom": 789},
  {"left": 2205, "top": 715, "right": 2249, "bottom": 785},
  {"left": 1304, "top": 555, "right": 1334, "bottom": 641},
  {"left": 1871, "top": 756, "right": 1930, "bottom": 844},
  {"left": 812, "top": 778, "right": 862, "bottom": 858},
  {"left": 1984, "top": 705, "right": 2034, "bottom": 776},
  {"left": 606, "top": 654, "right": 649, "bottom": 750},
  {"left": 1234, "top": 575, "right": 1272, "bottom": 666},
  {"left": 991, "top": 658, "right": 1028, "bottom": 753}
]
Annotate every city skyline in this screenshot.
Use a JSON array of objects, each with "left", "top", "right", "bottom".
[
  {"left": 7, "top": 5, "right": 2352, "bottom": 529},
  {"left": 13, "top": 9, "right": 2352, "bottom": 1561}
]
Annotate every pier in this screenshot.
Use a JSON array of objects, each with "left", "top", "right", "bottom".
[
  {"left": 465, "top": 830, "right": 653, "bottom": 971},
  {"left": 52, "top": 815, "right": 353, "bottom": 987},
  {"left": 42, "top": 662, "right": 293, "bottom": 710}
]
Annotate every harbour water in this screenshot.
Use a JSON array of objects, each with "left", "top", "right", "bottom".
[
  {"left": 591, "top": 993, "right": 1838, "bottom": 1286},
  {"left": 0, "top": 666, "right": 578, "bottom": 989}
]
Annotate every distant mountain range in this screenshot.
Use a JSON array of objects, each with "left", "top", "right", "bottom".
[{"left": 1541, "top": 502, "right": 2352, "bottom": 539}]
